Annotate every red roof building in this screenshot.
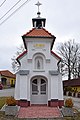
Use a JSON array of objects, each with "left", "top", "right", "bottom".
[
  {"left": 0, "top": 70, "right": 16, "bottom": 78},
  {"left": 0, "top": 70, "right": 16, "bottom": 87}
]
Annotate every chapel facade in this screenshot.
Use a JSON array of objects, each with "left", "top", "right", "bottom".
[{"left": 15, "top": 2, "right": 64, "bottom": 107}]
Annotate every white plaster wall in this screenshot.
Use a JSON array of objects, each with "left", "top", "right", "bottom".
[
  {"left": 19, "top": 54, "right": 59, "bottom": 73},
  {"left": 58, "top": 74, "right": 63, "bottom": 100},
  {"left": 45, "top": 55, "right": 59, "bottom": 71},
  {"left": 18, "top": 52, "right": 60, "bottom": 101},
  {"left": 15, "top": 71, "right": 63, "bottom": 101},
  {"left": 20, "top": 55, "right": 27, "bottom": 69},
  {"left": 24, "top": 38, "right": 52, "bottom": 60},
  {"left": 14, "top": 73, "right": 20, "bottom": 100},
  {"left": 15, "top": 37, "right": 63, "bottom": 101},
  {"left": 19, "top": 37, "right": 59, "bottom": 72},
  {"left": 27, "top": 75, "right": 30, "bottom": 101},
  {"left": 50, "top": 54, "right": 59, "bottom": 70},
  {"left": 19, "top": 54, "right": 33, "bottom": 71},
  {"left": 50, "top": 74, "right": 63, "bottom": 100},
  {"left": 51, "top": 75, "right": 58, "bottom": 99},
  {"left": 19, "top": 55, "right": 28, "bottom": 69},
  {"left": 29, "top": 71, "right": 48, "bottom": 80},
  {"left": 48, "top": 75, "right": 51, "bottom": 100},
  {"left": 20, "top": 75, "right": 28, "bottom": 99}
]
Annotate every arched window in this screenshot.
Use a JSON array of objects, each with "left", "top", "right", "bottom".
[
  {"left": 35, "top": 56, "right": 43, "bottom": 70},
  {"left": 32, "top": 79, "right": 38, "bottom": 95},
  {"left": 40, "top": 79, "right": 46, "bottom": 94}
]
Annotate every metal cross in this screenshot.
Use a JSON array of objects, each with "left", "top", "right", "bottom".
[{"left": 35, "top": 1, "right": 42, "bottom": 12}]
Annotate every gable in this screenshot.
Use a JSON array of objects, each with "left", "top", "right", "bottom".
[{"left": 17, "top": 50, "right": 61, "bottom": 62}]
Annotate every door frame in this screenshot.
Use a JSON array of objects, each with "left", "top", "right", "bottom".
[{"left": 30, "top": 76, "right": 48, "bottom": 105}]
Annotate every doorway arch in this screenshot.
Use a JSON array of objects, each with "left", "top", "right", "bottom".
[{"left": 30, "top": 76, "right": 48, "bottom": 105}]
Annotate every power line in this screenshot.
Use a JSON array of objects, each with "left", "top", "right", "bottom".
[
  {"left": 0, "top": 0, "right": 7, "bottom": 7},
  {"left": 0, "top": 0, "right": 22, "bottom": 21},
  {"left": 0, "top": 0, "right": 31, "bottom": 26}
]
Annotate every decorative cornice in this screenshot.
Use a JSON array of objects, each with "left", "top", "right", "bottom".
[
  {"left": 18, "top": 70, "right": 29, "bottom": 75},
  {"left": 49, "top": 70, "right": 59, "bottom": 75}
]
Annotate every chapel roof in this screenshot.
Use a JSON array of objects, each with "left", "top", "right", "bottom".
[
  {"left": 22, "top": 28, "right": 56, "bottom": 50},
  {"left": 17, "top": 50, "right": 61, "bottom": 61},
  {"left": 23, "top": 28, "right": 55, "bottom": 38},
  {"left": 0, "top": 70, "right": 16, "bottom": 78}
]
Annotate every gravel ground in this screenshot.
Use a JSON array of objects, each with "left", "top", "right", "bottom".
[
  {"left": 0, "top": 111, "right": 16, "bottom": 120},
  {"left": 0, "top": 111, "right": 80, "bottom": 120}
]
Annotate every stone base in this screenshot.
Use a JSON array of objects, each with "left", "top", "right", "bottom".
[
  {"left": 16, "top": 99, "right": 64, "bottom": 107},
  {"left": 16, "top": 100, "right": 30, "bottom": 107},
  {"left": 58, "top": 100, "right": 64, "bottom": 108},
  {"left": 48, "top": 99, "right": 64, "bottom": 107},
  {"left": 62, "top": 107, "right": 74, "bottom": 116},
  {"left": 5, "top": 105, "right": 18, "bottom": 116}
]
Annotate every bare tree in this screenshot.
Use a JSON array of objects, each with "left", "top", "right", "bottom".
[
  {"left": 57, "top": 40, "right": 80, "bottom": 80},
  {"left": 11, "top": 44, "right": 25, "bottom": 72}
]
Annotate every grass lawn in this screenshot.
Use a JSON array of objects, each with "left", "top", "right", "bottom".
[{"left": 0, "top": 97, "right": 8, "bottom": 109}]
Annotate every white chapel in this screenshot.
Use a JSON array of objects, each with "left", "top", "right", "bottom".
[{"left": 15, "top": 2, "right": 64, "bottom": 107}]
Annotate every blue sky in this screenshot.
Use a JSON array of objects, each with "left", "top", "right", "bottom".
[{"left": 0, "top": 0, "right": 80, "bottom": 72}]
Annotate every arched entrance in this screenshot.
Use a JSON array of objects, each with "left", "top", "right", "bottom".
[{"left": 31, "top": 76, "right": 48, "bottom": 105}]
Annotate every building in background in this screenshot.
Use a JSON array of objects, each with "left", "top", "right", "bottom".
[
  {"left": 63, "top": 78, "right": 80, "bottom": 97},
  {"left": 0, "top": 70, "right": 16, "bottom": 88}
]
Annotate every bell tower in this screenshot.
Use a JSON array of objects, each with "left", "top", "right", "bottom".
[{"left": 32, "top": 1, "right": 46, "bottom": 29}]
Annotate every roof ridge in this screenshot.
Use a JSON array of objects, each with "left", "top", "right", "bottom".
[
  {"left": 42, "top": 28, "right": 54, "bottom": 37},
  {"left": 16, "top": 50, "right": 27, "bottom": 60},
  {"left": 23, "top": 28, "right": 55, "bottom": 38},
  {"left": 0, "top": 70, "right": 16, "bottom": 78},
  {"left": 51, "top": 51, "right": 61, "bottom": 60},
  {"left": 0, "top": 70, "right": 9, "bottom": 72},
  {"left": 23, "top": 28, "right": 35, "bottom": 36}
]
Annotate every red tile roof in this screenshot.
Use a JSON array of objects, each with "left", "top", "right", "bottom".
[
  {"left": 17, "top": 50, "right": 61, "bottom": 61},
  {"left": 63, "top": 78, "right": 80, "bottom": 87},
  {"left": 16, "top": 51, "right": 27, "bottom": 60},
  {"left": 0, "top": 70, "right": 16, "bottom": 78},
  {"left": 23, "top": 28, "right": 55, "bottom": 38},
  {"left": 22, "top": 28, "right": 56, "bottom": 50},
  {"left": 51, "top": 51, "right": 61, "bottom": 60}
]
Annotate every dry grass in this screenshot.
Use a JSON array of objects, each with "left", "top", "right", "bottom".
[
  {"left": 0, "top": 111, "right": 17, "bottom": 120},
  {"left": 0, "top": 97, "right": 8, "bottom": 109}
]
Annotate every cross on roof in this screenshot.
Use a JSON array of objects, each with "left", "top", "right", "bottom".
[{"left": 35, "top": 1, "right": 42, "bottom": 12}]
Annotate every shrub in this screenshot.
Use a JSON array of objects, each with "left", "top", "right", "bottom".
[
  {"left": 66, "top": 86, "right": 72, "bottom": 92},
  {"left": 64, "top": 98, "right": 73, "bottom": 108},
  {"left": 6, "top": 97, "right": 16, "bottom": 106}
]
